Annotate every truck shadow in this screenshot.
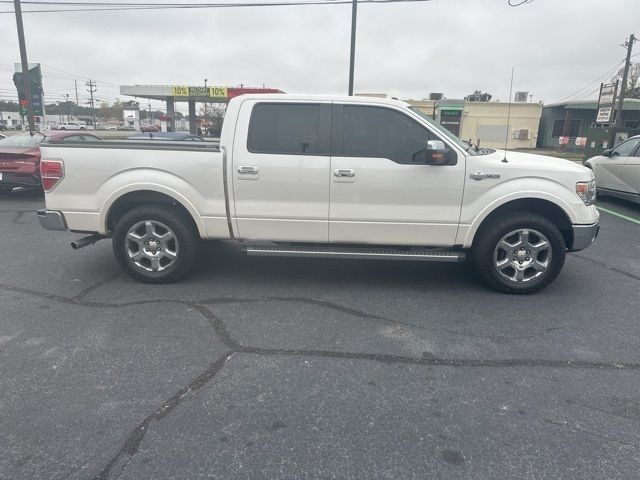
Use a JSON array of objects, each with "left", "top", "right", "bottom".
[{"left": 196, "top": 240, "right": 482, "bottom": 293}]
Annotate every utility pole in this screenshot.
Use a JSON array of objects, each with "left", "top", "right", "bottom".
[
  {"left": 86, "top": 80, "right": 97, "bottom": 128},
  {"left": 74, "top": 80, "right": 79, "bottom": 121},
  {"left": 615, "top": 33, "right": 636, "bottom": 127},
  {"left": 347, "top": 0, "right": 358, "bottom": 96},
  {"left": 13, "top": 0, "right": 35, "bottom": 133},
  {"left": 148, "top": 99, "right": 152, "bottom": 127},
  {"left": 63, "top": 93, "right": 70, "bottom": 122},
  {"left": 204, "top": 78, "right": 208, "bottom": 134}
]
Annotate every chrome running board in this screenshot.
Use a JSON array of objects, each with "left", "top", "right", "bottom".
[{"left": 244, "top": 245, "right": 466, "bottom": 262}]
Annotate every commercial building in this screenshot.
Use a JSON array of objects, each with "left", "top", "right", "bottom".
[
  {"left": 538, "top": 99, "right": 640, "bottom": 149},
  {"left": 405, "top": 97, "right": 542, "bottom": 149}
]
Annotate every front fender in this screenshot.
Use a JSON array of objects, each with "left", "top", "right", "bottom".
[{"left": 458, "top": 177, "right": 590, "bottom": 248}]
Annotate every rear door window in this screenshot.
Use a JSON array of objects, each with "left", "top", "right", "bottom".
[{"left": 248, "top": 103, "right": 324, "bottom": 155}]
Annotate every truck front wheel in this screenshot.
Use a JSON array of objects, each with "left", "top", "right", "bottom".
[
  {"left": 112, "top": 205, "right": 200, "bottom": 283},
  {"left": 472, "top": 212, "right": 566, "bottom": 294}
]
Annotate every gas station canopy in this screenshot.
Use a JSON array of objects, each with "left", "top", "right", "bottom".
[
  {"left": 119, "top": 85, "right": 283, "bottom": 102},
  {"left": 119, "top": 84, "right": 284, "bottom": 134}
]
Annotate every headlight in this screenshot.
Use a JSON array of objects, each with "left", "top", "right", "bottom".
[{"left": 576, "top": 180, "right": 596, "bottom": 206}]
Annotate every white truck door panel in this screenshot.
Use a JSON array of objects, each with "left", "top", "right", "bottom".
[
  {"left": 329, "top": 104, "right": 465, "bottom": 246},
  {"left": 231, "top": 100, "right": 332, "bottom": 242}
]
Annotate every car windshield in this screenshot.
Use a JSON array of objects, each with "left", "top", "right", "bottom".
[
  {"left": 408, "top": 107, "right": 482, "bottom": 155},
  {"left": 0, "top": 133, "right": 46, "bottom": 147}
]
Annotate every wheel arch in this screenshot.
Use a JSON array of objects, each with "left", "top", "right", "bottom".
[
  {"left": 103, "top": 188, "right": 204, "bottom": 238},
  {"left": 468, "top": 197, "right": 574, "bottom": 249}
]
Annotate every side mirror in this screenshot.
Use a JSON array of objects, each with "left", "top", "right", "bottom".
[
  {"left": 602, "top": 149, "right": 611, "bottom": 157},
  {"left": 424, "top": 139, "right": 451, "bottom": 165}
]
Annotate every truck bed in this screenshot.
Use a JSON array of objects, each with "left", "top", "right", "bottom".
[{"left": 40, "top": 140, "right": 228, "bottom": 238}]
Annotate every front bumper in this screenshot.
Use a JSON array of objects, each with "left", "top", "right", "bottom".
[
  {"left": 36, "top": 209, "right": 67, "bottom": 231},
  {"left": 570, "top": 222, "right": 599, "bottom": 252}
]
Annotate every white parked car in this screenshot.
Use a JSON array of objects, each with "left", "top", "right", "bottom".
[
  {"left": 58, "top": 122, "right": 88, "bottom": 130},
  {"left": 583, "top": 135, "right": 640, "bottom": 204},
  {"left": 36, "top": 94, "right": 599, "bottom": 293}
]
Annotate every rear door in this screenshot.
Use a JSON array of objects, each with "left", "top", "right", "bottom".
[
  {"left": 231, "top": 100, "right": 332, "bottom": 242},
  {"left": 329, "top": 104, "right": 465, "bottom": 246}
]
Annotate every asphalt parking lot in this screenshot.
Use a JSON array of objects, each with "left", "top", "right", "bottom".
[{"left": 1, "top": 189, "right": 639, "bottom": 480}]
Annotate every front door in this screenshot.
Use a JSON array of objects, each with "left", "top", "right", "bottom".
[
  {"left": 329, "top": 104, "right": 465, "bottom": 246},
  {"left": 231, "top": 101, "right": 332, "bottom": 242},
  {"left": 595, "top": 137, "right": 640, "bottom": 193}
]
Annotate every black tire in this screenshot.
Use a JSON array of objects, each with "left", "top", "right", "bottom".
[
  {"left": 471, "top": 212, "right": 566, "bottom": 294},
  {"left": 112, "top": 205, "right": 200, "bottom": 283}
]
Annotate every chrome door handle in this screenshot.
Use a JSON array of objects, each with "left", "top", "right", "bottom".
[
  {"left": 334, "top": 168, "right": 355, "bottom": 177},
  {"left": 470, "top": 171, "right": 500, "bottom": 180},
  {"left": 238, "top": 165, "right": 259, "bottom": 175}
]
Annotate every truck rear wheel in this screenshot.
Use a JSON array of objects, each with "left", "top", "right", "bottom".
[
  {"left": 472, "top": 212, "right": 566, "bottom": 294},
  {"left": 112, "top": 205, "right": 200, "bottom": 283}
]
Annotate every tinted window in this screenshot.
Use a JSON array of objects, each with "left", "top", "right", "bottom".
[
  {"left": 341, "top": 106, "right": 437, "bottom": 164},
  {"left": 248, "top": 103, "right": 321, "bottom": 155},
  {"left": 0, "top": 133, "right": 45, "bottom": 147},
  {"left": 552, "top": 119, "right": 580, "bottom": 138},
  {"left": 611, "top": 138, "right": 640, "bottom": 157},
  {"left": 60, "top": 135, "right": 84, "bottom": 142}
]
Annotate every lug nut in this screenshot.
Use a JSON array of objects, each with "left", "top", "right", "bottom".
[{"left": 526, "top": 257, "right": 530, "bottom": 261}]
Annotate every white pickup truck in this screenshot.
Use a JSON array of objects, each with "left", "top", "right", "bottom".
[{"left": 37, "top": 94, "right": 599, "bottom": 293}]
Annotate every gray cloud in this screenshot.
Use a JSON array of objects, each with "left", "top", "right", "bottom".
[{"left": 0, "top": 0, "right": 638, "bottom": 111}]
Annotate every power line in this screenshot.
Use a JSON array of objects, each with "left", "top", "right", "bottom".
[
  {"left": 0, "top": 0, "right": 437, "bottom": 14},
  {"left": 551, "top": 59, "right": 626, "bottom": 104}
]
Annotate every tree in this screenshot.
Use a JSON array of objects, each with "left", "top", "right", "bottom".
[
  {"left": 464, "top": 90, "right": 492, "bottom": 102},
  {"left": 613, "top": 63, "right": 640, "bottom": 99},
  {"left": 0, "top": 100, "right": 19, "bottom": 112},
  {"left": 198, "top": 103, "right": 226, "bottom": 134}
]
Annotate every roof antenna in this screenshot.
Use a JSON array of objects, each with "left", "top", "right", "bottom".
[{"left": 502, "top": 66, "right": 515, "bottom": 163}]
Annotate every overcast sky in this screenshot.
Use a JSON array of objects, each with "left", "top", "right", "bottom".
[{"left": 0, "top": 0, "right": 638, "bottom": 113}]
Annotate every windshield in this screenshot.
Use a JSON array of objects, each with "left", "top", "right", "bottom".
[
  {"left": 409, "top": 107, "right": 480, "bottom": 155},
  {"left": 0, "top": 133, "right": 45, "bottom": 147}
]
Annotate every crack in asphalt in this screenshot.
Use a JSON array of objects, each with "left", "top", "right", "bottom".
[
  {"left": 573, "top": 253, "right": 640, "bottom": 282},
  {"left": 94, "top": 352, "right": 234, "bottom": 480},
  {"left": 3, "top": 274, "right": 640, "bottom": 479},
  {"left": 73, "top": 271, "right": 123, "bottom": 301}
]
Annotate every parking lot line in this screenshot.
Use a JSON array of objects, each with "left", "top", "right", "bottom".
[{"left": 596, "top": 206, "right": 640, "bottom": 225}]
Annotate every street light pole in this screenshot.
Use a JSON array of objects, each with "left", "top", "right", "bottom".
[
  {"left": 348, "top": 0, "right": 358, "bottom": 96},
  {"left": 13, "top": 0, "right": 35, "bottom": 133}
]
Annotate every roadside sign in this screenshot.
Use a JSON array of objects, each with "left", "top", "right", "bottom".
[
  {"left": 595, "top": 82, "right": 617, "bottom": 125},
  {"left": 599, "top": 84, "right": 616, "bottom": 104},
  {"left": 596, "top": 106, "right": 613, "bottom": 124},
  {"left": 209, "top": 86, "right": 228, "bottom": 98},
  {"left": 171, "top": 85, "right": 189, "bottom": 96}
]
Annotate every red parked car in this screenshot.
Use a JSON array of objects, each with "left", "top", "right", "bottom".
[
  {"left": 141, "top": 124, "right": 161, "bottom": 133},
  {"left": 0, "top": 131, "right": 101, "bottom": 193}
]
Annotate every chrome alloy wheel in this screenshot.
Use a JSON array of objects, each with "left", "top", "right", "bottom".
[
  {"left": 493, "top": 229, "right": 552, "bottom": 283},
  {"left": 125, "top": 220, "right": 179, "bottom": 272}
]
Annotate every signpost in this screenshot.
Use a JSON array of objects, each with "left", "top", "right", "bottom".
[{"left": 595, "top": 82, "right": 618, "bottom": 125}]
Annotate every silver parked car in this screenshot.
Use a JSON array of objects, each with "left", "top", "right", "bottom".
[{"left": 584, "top": 135, "right": 640, "bottom": 204}]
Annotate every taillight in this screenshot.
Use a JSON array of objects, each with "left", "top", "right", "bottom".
[{"left": 40, "top": 159, "right": 64, "bottom": 192}]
